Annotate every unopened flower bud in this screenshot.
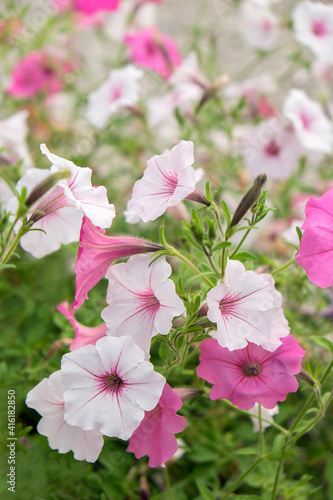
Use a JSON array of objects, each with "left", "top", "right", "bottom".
[
  {"left": 230, "top": 173, "right": 267, "bottom": 228},
  {"left": 25, "top": 168, "right": 71, "bottom": 208}
]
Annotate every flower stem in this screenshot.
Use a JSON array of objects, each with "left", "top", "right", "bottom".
[
  {"left": 171, "top": 247, "right": 215, "bottom": 287},
  {"left": 258, "top": 404, "right": 265, "bottom": 456},
  {"left": 271, "top": 459, "right": 283, "bottom": 500},
  {"left": 1, "top": 229, "right": 22, "bottom": 266},
  {"left": 164, "top": 464, "right": 173, "bottom": 500},
  {"left": 212, "top": 206, "right": 224, "bottom": 239},
  {"left": 271, "top": 255, "right": 296, "bottom": 276},
  {"left": 221, "top": 455, "right": 271, "bottom": 499},
  {"left": 229, "top": 229, "right": 251, "bottom": 259}
]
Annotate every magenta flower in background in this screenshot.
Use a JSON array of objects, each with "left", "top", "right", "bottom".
[
  {"left": 101, "top": 254, "right": 185, "bottom": 356},
  {"left": 296, "top": 189, "right": 333, "bottom": 287},
  {"left": 283, "top": 88, "right": 333, "bottom": 154},
  {"left": 54, "top": 0, "right": 121, "bottom": 14},
  {"left": 57, "top": 302, "right": 107, "bottom": 350},
  {"left": 292, "top": 1, "right": 333, "bottom": 63},
  {"left": 127, "top": 383, "right": 186, "bottom": 468},
  {"left": 197, "top": 335, "right": 305, "bottom": 410},
  {"left": 7, "top": 51, "right": 67, "bottom": 99},
  {"left": 26, "top": 371, "right": 104, "bottom": 462},
  {"left": 61, "top": 335, "right": 166, "bottom": 440},
  {"left": 124, "top": 27, "right": 182, "bottom": 79},
  {"left": 243, "top": 118, "right": 302, "bottom": 180},
  {"left": 206, "top": 259, "right": 290, "bottom": 351},
  {"left": 72, "top": 216, "right": 164, "bottom": 310},
  {"left": 128, "top": 140, "right": 204, "bottom": 223}
]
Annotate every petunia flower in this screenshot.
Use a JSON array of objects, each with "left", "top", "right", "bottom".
[
  {"left": 124, "top": 27, "right": 182, "bottom": 79},
  {"left": 0, "top": 110, "right": 33, "bottom": 171},
  {"left": 242, "top": 118, "right": 303, "bottom": 180},
  {"left": 26, "top": 371, "right": 104, "bottom": 462},
  {"left": 197, "top": 335, "right": 305, "bottom": 409},
  {"left": 292, "top": 1, "right": 333, "bottom": 64},
  {"left": 101, "top": 254, "right": 185, "bottom": 356},
  {"left": 128, "top": 140, "right": 208, "bottom": 223},
  {"left": 85, "top": 65, "right": 143, "bottom": 129},
  {"left": 238, "top": 1, "right": 279, "bottom": 51},
  {"left": 7, "top": 51, "right": 69, "bottom": 99},
  {"left": 206, "top": 259, "right": 290, "bottom": 351},
  {"left": 54, "top": 0, "right": 121, "bottom": 14},
  {"left": 72, "top": 216, "right": 164, "bottom": 310},
  {"left": 57, "top": 301, "right": 107, "bottom": 350},
  {"left": 296, "top": 188, "right": 333, "bottom": 288},
  {"left": 61, "top": 335, "right": 166, "bottom": 440},
  {"left": 127, "top": 383, "right": 186, "bottom": 467},
  {"left": 283, "top": 89, "right": 333, "bottom": 154}
]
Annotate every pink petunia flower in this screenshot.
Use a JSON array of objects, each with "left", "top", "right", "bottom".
[
  {"left": 124, "top": 27, "right": 182, "bottom": 79},
  {"left": 7, "top": 51, "right": 68, "bottom": 99},
  {"left": 61, "top": 335, "right": 166, "bottom": 440},
  {"left": 238, "top": 1, "right": 279, "bottom": 51},
  {"left": 242, "top": 118, "right": 303, "bottom": 180},
  {"left": 101, "top": 254, "right": 185, "bottom": 356},
  {"left": 86, "top": 65, "right": 143, "bottom": 129},
  {"left": 127, "top": 383, "right": 186, "bottom": 467},
  {"left": 26, "top": 371, "right": 104, "bottom": 462},
  {"left": 57, "top": 301, "right": 107, "bottom": 350},
  {"left": 296, "top": 188, "right": 333, "bottom": 288},
  {"left": 292, "top": 1, "right": 333, "bottom": 64},
  {"left": 283, "top": 89, "right": 333, "bottom": 154},
  {"left": 206, "top": 259, "right": 290, "bottom": 351},
  {"left": 197, "top": 335, "right": 305, "bottom": 410},
  {"left": 128, "top": 140, "right": 208, "bottom": 223},
  {"left": 72, "top": 216, "right": 164, "bottom": 310}
]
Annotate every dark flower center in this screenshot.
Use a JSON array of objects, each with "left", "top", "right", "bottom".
[
  {"left": 265, "top": 140, "right": 280, "bottom": 157},
  {"left": 242, "top": 361, "right": 261, "bottom": 377},
  {"left": 104, "top": 373, "right": 123, "bottom": 391}
]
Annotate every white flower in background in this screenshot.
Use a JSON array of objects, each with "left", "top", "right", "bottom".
[
  {"left": 283, "top": 89, "right": 333, "bottom": 154},
  {"left": 249, "top": 403, "right": 279, "bottom": 432},
  {"left": 101, "top": 254, "right": 185, "bottom": 356},
  {"left": 26, "top": 371, "right": 104, "bottom": 462},
  {"left": 206, "top": 259, "right": 290, "bottom": 351},
  {"left": 0, "top": 110, "right": 33, "bottom": 171},
  {"left": 239, "top": 1, "right": 279, "bottom": 51},
  {"left": 292, "top": 1, "right": 333, "bottom": 63},
  {"left": 61, "top": 335, "right": 166, "bottom": 440},
  {"left": 86, "top": 65, "right": 144, "bottom": 129},
  {"left": 224, "top": 74, "right": 277, "bottom": 104},
  {"left": 242, "top": 118, "right": 303, "bottom": 180}
]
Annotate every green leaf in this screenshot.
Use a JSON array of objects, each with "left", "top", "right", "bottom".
[
  {"left": 272, "top": 434, "right": 285, "bottom": 459},
  {"left": 220, "top": 200, "right": 231, "bottom": 226},
  {"left": 181, "top": 225, "right": 202, "bottom": 249},
  {"left": 230, "top": 251, "right": 259, "bottom": 262},
  {"left": 205, "top": 181, "right": 211, "bottom": 203},
  {"left": 195, "top": 480, "right": 216, "bottom": 500},
  {"left": 310, "top": 336, "right": 333, "bottom": 353},
  {"left": 296, "top": 226, "right": 303, "bottom": 243},
  {"left": 234, "top": 448, "right": 258, "bottom": 456},
  {"left": 212, "top": 241, "right": 232, "bottom": 251}
]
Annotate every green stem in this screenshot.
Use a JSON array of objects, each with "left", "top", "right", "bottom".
[
  {"left": 201, "top": 243, "right": 221, "bottom": 277},
  {"left": 1, "top": 229, "right": 22, "bottom": 266},
  {"left": 164, "top": 465, "right": 173, "bottom": 500},
  {"left": 221, "top": 455, "right": 271, "bottom": 499},
  {"left": 229, "top": 229, "right": 251, "bottom": 259},
  {"left": 271, "top": 459, "right": 283, "bottom": 500},
  {"left": 271, "top": 255, "right": 296, "bottom": 276},
  {"left": 212, "top": 207, "right": 224, "bottom": 239},
  {"left": 171, "top": 248, "right": 215, "bottom": 287},
  {"left": 258, "top": 404, "right": 265, "bottom": 456}
]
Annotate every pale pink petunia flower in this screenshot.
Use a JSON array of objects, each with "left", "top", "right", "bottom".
[
  {"left": 242, "top": 118, "right": 303, "bottom": 180},
  {"left": 197, "top": 335, "right": 305, "bottom": 410},
  {"left": 57, "top": 301, "right": 107, "bottom": 350},
  {"left": 206, "top": 259, "right": 290, "bottom": 351},
  {"left": 296, "top": 188, "right": 333, "bottom": 288},
  {"left": 283, "top": 89, "right": 333, "bottom": 154},
  {"left": 72, "top": 216, "right": 164, "bottom": 310},
  {"left": 61, "top": 335, "right": 166, "bottom": 440},
  {"left": 86, "top": 65, "right": 143, "bottom": 129},
  {"left": 127, "top": 383, "right": 186, "bottom": 468},
  {"left": 239, "top": 1, "right": 279, "bottom": 51},
  {"left": 292, "top": 1, "right": 333, "bottom": 64},
  {"left": 124, "top": 27, "right": 182, "bottom": 79},
  {"left": 0, "top": 110, "right": 33, "bottom": 171},
  {"left": 7, "top": 51, "right": 68, "bottom": 99},
  {"left": 101, "top": 254, "right": 185, "bottom": 355},
  {"left": 128, "top": 140, "right": 208, "bottom": 223},
  {"left": 26, "top": 371, "right": 104, "bottom": 462},
  {"left": 40, "top": 144, "right": 115, "bottom": 228},
  {"left": 249, "top": 403, "right": 279, "bottom": 432}
]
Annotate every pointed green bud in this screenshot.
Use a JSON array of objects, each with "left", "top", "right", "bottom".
[{"left": 230, "top": 173, "right": 267, "bottom": 228}]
